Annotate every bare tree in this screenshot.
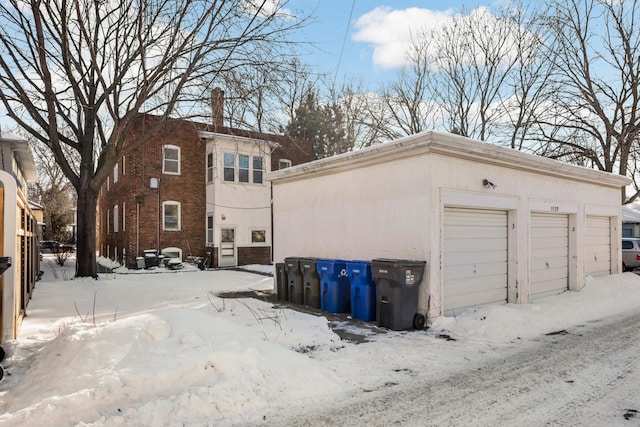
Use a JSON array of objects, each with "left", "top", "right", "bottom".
[
  {"left": 0, "top": 0, "right": 307, "bottom": 276},
  {"left": 538, "top": 0, "right": 640, "bottom": 201},
  {"left": 433, "top": 7, "right": 522, "bottom": 140},
  {"left": 380, "top": 34, "right": 439, "bottom": 138}
]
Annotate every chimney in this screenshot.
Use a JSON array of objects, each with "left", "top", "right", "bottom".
[{"left": 211, "top": 88, "right": 224, "bottom": 127}]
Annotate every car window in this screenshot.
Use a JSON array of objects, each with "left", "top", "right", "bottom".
[{"left": 622, "top": 240, "right": 635, "bottom": 249}]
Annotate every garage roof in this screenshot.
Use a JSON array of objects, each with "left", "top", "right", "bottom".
[{"left": 268, "top": 131, "right": 631, "bottom": 189}]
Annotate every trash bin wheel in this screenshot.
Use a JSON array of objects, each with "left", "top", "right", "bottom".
[
  {"left": 413, "top": 313, "right": 425, "bottom": 330},
  {"left": 0, "top": 365, "right": 4, "bottom": 381},
  {"left": 0, "top": 345, "right": 4, "bottom": 362}
]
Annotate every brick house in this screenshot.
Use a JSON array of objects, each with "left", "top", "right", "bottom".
[{"left": 97, "top": 89, "right": 313, "bottom": 268}]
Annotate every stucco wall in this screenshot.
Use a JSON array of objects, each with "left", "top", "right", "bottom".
[{"left": 271, "top": 132, "right": 628, "bottom": 322}]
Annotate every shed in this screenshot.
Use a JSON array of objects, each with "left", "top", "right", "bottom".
[{"left": 268, "top": 131, "right": 630, "bottom": 323}]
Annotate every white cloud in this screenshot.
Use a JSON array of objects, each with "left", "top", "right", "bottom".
[
  {"left": 353, "top": 6, "right": 455, "bottom": 69},
  {"left": 242, "top": 0, "right": 295, "bottom": 19}
]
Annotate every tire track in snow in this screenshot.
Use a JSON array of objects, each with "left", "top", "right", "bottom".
[{"left": 266, "top": 310, "right": 640, "bottom": 426}]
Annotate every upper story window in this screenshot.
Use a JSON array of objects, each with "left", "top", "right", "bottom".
[
  {"left": 207, "top": 153, "right": 214, "bottom": 183},
  {"left": 163, "top": 201, "right": 180, "bottom": 231},
  {"left": 279, "top": 159, "right": 292, "bottom": 169},
  {"left": 253, "top": 157, "right": 263, "bottom": 184},
  {"left": 239, "top": 154, "right": 249, "bottom": 183},
  {"left": 223, "top": 153, "right": 235, "bottom": 182},
  {"left": 163, "top": 145, "right": 180, "bottom": 175},
  {"left": 113, "top": 163, "right": 119, "bottom": 183},
  {"left": 223, "top": 152, "right": 264, "bottom": 184}
]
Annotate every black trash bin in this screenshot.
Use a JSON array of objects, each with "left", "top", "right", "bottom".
[
  {"left": 300, "top": 258, "right": 321, "bottom": 308},
  {"left": 275, "top": 262, "right": 288, "bottom": 302},
  {"left": 284, "top": 257, "right": 303, "bottom": 304},
  {"left": 143, "top": 250, "right": 158, "bottom": 269},
  {"left": 371, "top": 259, "right": 426, "bottom": 331}
]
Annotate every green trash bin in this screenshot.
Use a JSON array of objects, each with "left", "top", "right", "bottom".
[
  {"left": 275, "top": 263, "right": 288, "bottom": 302},
  {"left": 371, "top": 259, "right": 426, "bottom": 331},
  {"left": 300, "top": 258, "right": 321, "bottom": 308},
  {"left": 284, "top": 257, "right": 303, "bottom": 305}
]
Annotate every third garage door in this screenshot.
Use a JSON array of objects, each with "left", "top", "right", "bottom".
[
  {"left": 443, "top": 207, "right": 508, "bottom": 314},
  {"left": 530, "top": 213, "right": 569, "bottom": 300}
]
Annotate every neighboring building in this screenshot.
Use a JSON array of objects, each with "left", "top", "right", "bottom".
[
  {"left": 98, "top": 89, "right": 313, "bottom": 269},
  {"left": 621, "top": 201, "right": 640, "bottom": 237},
  {"left": 270, "top": 131, "right": 630, "bottom": 324},
  {"left": 0, "top": 133, "right": 39, "bottom": 341}
]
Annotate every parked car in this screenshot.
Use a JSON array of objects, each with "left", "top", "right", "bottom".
[
  {"left": 39, "top": 241, "right": 60, "bottom": 254},
  {"left": 621, "top": 238, "right": 640, "bottom": 271}
]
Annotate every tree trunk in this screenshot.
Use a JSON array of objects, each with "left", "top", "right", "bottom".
[{"left": 75, "top": 185, "right": 98, "bottom": 278}]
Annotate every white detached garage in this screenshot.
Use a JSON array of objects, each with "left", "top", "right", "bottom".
[{"left": 269, "top": 132, "right": 630, "bottom": 323}]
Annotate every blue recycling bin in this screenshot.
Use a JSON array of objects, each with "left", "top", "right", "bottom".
[
  {"left": 346, "top": 261, "right": 376, "bottom": 321},
  {"left": 316, "top": 259, "right": 351, "bottom": 314}
]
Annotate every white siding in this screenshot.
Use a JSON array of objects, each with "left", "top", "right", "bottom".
[{"left": 443, "top": 208, "right": 508, "bottom": 313}]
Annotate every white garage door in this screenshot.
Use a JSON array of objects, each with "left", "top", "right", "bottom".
[
  {"left": 530, "top": 213, "right": 569, "bottom": 299},
  {"left": 443, "top": 207, "right": 508, "bottom": 314},
  {"left": 585, "top": 216, "right": 611, "bottom": 277}
]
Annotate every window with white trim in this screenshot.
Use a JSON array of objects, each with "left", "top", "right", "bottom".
[
  {"left": 278, "top": 159, "right": 292, "bottom": 169},
  {"left": 163, "top": 201, "right": 180, "bottom": 231},
  {"left": 122, "top": 202, "right": 126, "bottom": 231},
  {"left": 113, "top": 205, "right": 119, "bottom": 233},
  {"left": 207, "top": 153, "right": 214, "bottom": 183},
  {"left": 239, "top": 154, "right": 249, "bottom": 183},
  {"left": 251, "top": 229, "right": 266, "bottom": 243},
  {"left": 253, "top": 157, "right": 263, "bottom": 184},
  {"left": 163, "top": 145, "right": 180, "bottom": 175},
  {"left": 113, "top": 163, "right": 119, "bottom": 184},
  {"left": 122, "top": 156, "right": 126, "bottom": 176},
  {"left": 223, "top": 153, "right": 234, "bottom": 182},
  {"left": 107, "top": 209, "right": 110, "bottom": 233},
  {"left": 207, "top": 215, "right": 214, "bottom": 245},
  {"left": 223, "top": 152, "right": 264, "bottom": 184}
]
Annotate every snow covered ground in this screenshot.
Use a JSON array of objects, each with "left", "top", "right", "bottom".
[{"left": 1, "top": 256, "right": 640, "bottom": 426}]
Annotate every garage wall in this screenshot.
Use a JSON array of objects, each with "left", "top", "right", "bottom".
[
  {"left": 272, "top": 154, "right": 431, "bottom": 263},
  {"left": 271, "top": 132, "right": 629, "bottom": 322}
]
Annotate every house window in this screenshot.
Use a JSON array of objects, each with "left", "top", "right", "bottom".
[
  {"left": 207, "top": 153, "right": 214, "bottom": 183},
  {"left": 122, "top": 202, "right": 126, "bottom": 231},
  {"left": 224, "top": 152, "right": 264, "bottom": 184},
  {"left": 113, "top": 205, "right": 119, "bottom": 233},
  {"left": 107, "top": 176, "right": 110, "bottom": 191},
  {"left": 251, "top": 229, "right": 266, "bottom": 243},
  {"left": 207, "top": 215, "right": 214, "bottom": 245},
  {"left": 163, "top": 145, "right": 180, "bottom": 175},
  {"left": 239, "top": 154, "right": 249, "bottom": 183},
  {"left": 122, "top": 156, "right": 126, "bottom": 176},
  {"left": 107, "top": 209, "right": 110, "bottom": 233},
  {"left": 223, "top": 153, "right": 235, "bottom": 182},
  {"left": 279, "top": 159, "right": 292, "bottom": 169},
  {"left": 253, "top": 157, "right": 263, "bottom": 184},
  {"left": 114, "top": 163, "right": 119, "bottom": 184},
  {"left": 163, "top": 201, "right": 180, "bottom": 231}
]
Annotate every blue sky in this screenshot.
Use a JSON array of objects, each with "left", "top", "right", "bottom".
[{"left": 288, "top": 0, "right": 496, "bottom": 88}]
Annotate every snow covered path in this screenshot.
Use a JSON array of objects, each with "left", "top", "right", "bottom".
[{"left": 266, "top": 309, "right": 640, "bottom": 426}]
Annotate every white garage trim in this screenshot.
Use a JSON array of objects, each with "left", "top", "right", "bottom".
[
  {"left": 530, "top": 213, "right": 569, "bottom": 299},
  {"left": 585, "top": 216, "right": 611, "bottom": 277},
  {"left": 443, "top": 207, "right": 508, "bottom": 314}
]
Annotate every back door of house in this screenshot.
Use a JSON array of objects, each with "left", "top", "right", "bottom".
[{"left": 219, "top": 227, "right": 237, "bottom": 267}]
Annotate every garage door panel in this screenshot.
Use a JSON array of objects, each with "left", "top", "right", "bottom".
[
  {"left": 443, "top": 207, "right": 508, "bottom": 313},
  {"left": 444, "top": 289, "right": 507, "bottom": 314},
  {"left": 445, "top": 251, "right": 508, "bottom": 267},
  {"left": 586, "top": 216, "right": 611, "bottom": 277},
  {"left": 530, "top": 213, "right": 569, "bottom": 300},
  {"left": 444, "top": 238, "right": 507, "bottom": 253},
  {"left": 444, "top": 275, "right": 508, "bottom": 297}
]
